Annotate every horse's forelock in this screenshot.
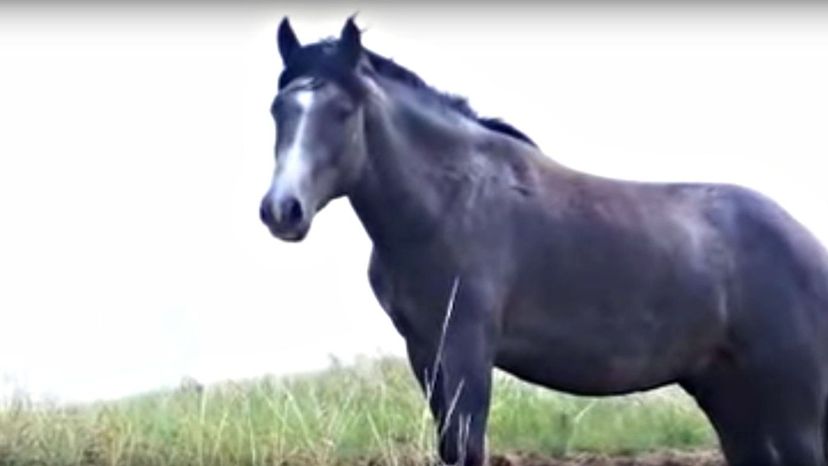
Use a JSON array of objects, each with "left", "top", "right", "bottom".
[{"left": 278, "top": 40, "right": 365, "bottom": 98}]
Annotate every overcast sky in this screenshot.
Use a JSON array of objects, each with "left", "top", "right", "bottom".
[{"left": 1, "top": 2, "right": 827, "bottom": 403}]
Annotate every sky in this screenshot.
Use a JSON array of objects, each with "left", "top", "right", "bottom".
[{"left": 1, "top": 2, "right": 827, "bottom": 403}]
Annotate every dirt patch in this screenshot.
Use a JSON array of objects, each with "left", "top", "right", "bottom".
[
  {"left": 488, "top": 450, "right": 724, "bottom": 466},
  {"left": 361, "top": 450, "right": 725, "bottom": 466}
]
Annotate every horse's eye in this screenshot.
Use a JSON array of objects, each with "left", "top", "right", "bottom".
[{"left": 332, "top": 104, "right": 354, "bottom": 122}]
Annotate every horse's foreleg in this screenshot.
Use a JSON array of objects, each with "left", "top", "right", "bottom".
[
  {"left": 434, "top": 320, "right": 493, "bottom": 466},
  {"left": 404, "top": 289, "right": 496, "bottom": 465},
  {"left": 405, "top": 339, "right": 447, "bottom": 442},
  {"left": 429, "top": 280, "right": 496, "bottom": 466}
]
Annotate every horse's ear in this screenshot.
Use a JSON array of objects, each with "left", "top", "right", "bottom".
[
  {"left": 338, "top": 16, "right": 362, "bottom": 68},
  {"left": 277, "top": 17, "right": 301, "bottom": 65}
]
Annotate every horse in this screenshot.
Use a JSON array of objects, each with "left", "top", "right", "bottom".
[{"left": 259, "top": 17, "right": 828, "bottom": 466}]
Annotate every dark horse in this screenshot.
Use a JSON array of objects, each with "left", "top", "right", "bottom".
[{"left": 259, "top": 18, "right": 828, "bottom": 466}]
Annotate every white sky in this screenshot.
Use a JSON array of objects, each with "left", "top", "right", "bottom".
[{"left": 1, "top": 3, "right": 827, "bottom": 403}]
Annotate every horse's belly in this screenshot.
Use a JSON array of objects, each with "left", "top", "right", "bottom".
[
  {"left": 495, "top": 342, "right": 675, "bottom": 395},
  {"left": 494, "top": 304, "right": 724, "bottom": 395}
]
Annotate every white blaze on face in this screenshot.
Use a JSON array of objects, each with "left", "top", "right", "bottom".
[{"left": 270, "top": 88, "right": 315, "bottom": 219}]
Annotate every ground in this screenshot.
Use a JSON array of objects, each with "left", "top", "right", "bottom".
[
  {"left": 359, "top": 450, "right": 724, "bottom": 466},
  {"left": 488, "top": 450, "right": 723, "bottom": 466}
]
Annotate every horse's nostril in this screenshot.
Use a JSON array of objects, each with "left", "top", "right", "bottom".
[
  {"left": 259, "top": 199, "right": 273, "bottom": 224},
  {"left": 281, "top": 197, "right": 304, "bottom": 226}
]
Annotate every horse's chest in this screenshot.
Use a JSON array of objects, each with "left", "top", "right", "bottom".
[{"left": 367, "top": 251, "right": 446, "bottom": 340}]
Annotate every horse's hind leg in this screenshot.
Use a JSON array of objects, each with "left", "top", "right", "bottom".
[
  {"left": 823, "top": 394, "right": 828, "bottom": 465},
  {"left": 761, "top": 368, "right": 826, "bottom": 466},
  {"left": 766, "top": 421, "right": 824, "bottom": 466},
  {"left": 682, "top": 374, "right": 775, "bottom": 466},
  {"left": 683, "top": 361, "right": 826, "bottom": 466}
]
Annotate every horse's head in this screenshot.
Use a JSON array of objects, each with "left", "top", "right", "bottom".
[{"left": 259, "top": 17, "right": 369, "bottom": 242}]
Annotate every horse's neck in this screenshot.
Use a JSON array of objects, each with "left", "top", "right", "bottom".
[{"left": 348, "top": 90, "right": 474, "bottom": 252}]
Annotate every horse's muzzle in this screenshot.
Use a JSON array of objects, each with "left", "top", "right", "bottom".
[{"left": 259, "top": 195, "right": 310, "bottom": 242}]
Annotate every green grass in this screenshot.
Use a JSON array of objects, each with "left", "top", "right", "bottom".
[{"left": 0, "top": 357, "right": 715, "bottom": 466}]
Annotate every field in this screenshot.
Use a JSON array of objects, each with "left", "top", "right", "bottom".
[{"left": 0, "top": 357, "right": 721, "bottom": 466}]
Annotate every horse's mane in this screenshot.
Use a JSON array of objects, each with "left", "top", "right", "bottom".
[{"left": 278, "top": 39, "right": 537, "bottom": 148}]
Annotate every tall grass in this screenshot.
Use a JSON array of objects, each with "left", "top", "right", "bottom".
[{"left": 0, "top": 357, "right": 715, "bottom": 466}]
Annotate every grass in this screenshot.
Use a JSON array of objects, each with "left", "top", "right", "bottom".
[{"left": 0, "top": 356, "right": 716, "bottom": 466}]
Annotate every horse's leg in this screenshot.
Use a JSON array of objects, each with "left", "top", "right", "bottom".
[
  {"left": 683, "top": 358, "right": 827, "bottom": 466},
  {"left": 681, "top": 372, "right": 775, "bottom": 466},
  {"left": 408, "top": 281, "right": 496, "bottom": 466},
  {"left": 758, "top": 361, "right": 826, "bottom": 466},
  {"left": 823, "top": 394, "right": 828, "bottom": 466},
  {"left": 405, "top": 330, "right": 493, "bottom": 466},
  {"left": 766, "top": 421, "right": 824, "bottom": 466},
  {"left": 434, "top": 316, "right": 494, "bottom": 466},
  {"left": 405, "top": 339, "right": 446, "bottom": 441}
]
